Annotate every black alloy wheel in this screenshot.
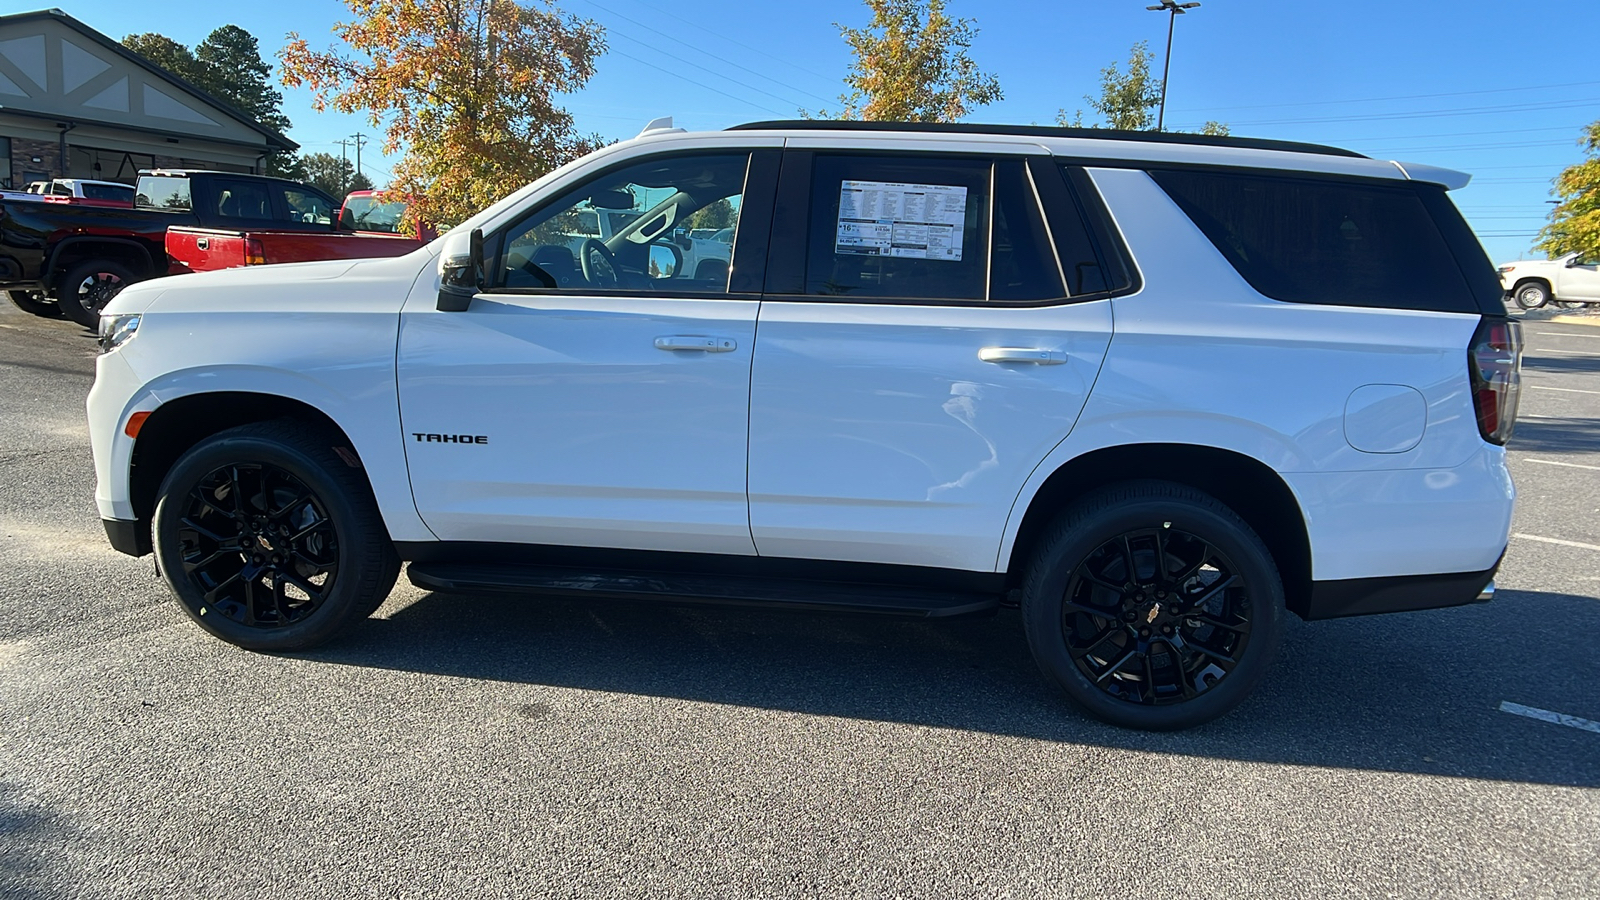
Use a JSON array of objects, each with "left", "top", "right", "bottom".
[
  {"left": 1022, "top": 481, "right": 1283, "bottom": 730},
  {"left": 154, "top": 420, "right": 399, "bottom": 651},
  {"left": 56, "top": 260, "right": 136, "bottom": 327}
]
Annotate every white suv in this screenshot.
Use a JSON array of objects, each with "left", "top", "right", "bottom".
[{"left": 87, "top": 120, "right": 1520, "bottom": 730}]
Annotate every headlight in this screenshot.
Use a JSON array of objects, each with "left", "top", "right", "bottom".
[
  {"left": 98, "top": 313, "right": 140, "bottom": 352},
  {"left": 1497, "top": 265, "right": 1515, "bottom": 274}
]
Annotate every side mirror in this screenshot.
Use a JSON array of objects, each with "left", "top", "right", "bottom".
[
  {"left": 649, "top": 241, "right": 683, "bottom": 279},
  {"left": 1564, "top": 255, "right": 1582, "bottom": 268},
  {"left": 438, "top": 227, "right": 485, "bottom": 311},
  {"left": 337, "top": 205, "right": 356, "bottom": 231}
]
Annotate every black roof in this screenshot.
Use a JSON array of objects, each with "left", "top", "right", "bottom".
[{"left": 726, "top": 120, "right": 1364, "bottom": 159}]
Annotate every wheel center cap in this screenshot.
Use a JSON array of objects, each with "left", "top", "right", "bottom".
[
  {"left": 255, "top": 535, "right": 275, "bottom": 552},
  {"left": 1145, "top": 602, "right": 1162, "bottom": 624}
]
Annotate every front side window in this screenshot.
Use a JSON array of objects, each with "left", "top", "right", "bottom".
[
  {"left": 497, "top": 153, "right": 749, "bottom": 293},
  {"left": 283, "top": 188, "right": 333, "bottom": 225}
]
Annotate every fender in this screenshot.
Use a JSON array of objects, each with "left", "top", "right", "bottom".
[{"left": 45, "top": 234, "right": 160, "bottom": 280}]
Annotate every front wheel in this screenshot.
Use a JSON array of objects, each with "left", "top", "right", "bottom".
[
  {"left": 1021, "top": 481, "right": 1284, "bottom": 730},
  {"left": 152, "top": 420, "right": 400, "bottom": 651},
  {"left": 55, "top": 260, "right": 136, "bottom": 327},
  {"left": 1513, "top": 282, "right": 1549, "bottom": 310}
]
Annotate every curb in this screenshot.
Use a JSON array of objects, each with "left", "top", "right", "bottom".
[{"left": 1550, "top": 314, "right": 1600, "bottom": 327}]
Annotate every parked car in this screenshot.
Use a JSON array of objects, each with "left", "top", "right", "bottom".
[
  {"left": 87, "top": 119, "right": 1518, "bottom": 731},
  {"left": 0, "top": 170, "right": 418, "bottom": 325},
  {"left": 39, "top": 178, "right": 136, "bottom": 206},
  {"left": 1500, "top": 252, "right": 1600, "bottom": 309}
]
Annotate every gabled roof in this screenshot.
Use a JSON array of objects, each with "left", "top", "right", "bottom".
[{"left": 0, "top": 8, "right": 296, "bottom": 152}]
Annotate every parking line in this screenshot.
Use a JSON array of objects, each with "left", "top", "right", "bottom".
[
  {"left": 1513, "top": 533, "right": 1600, "bottom": 552},
  {"left": 1499, "top": 701, "right": 1600, "bottom": 735},
  {"left": 1528, "top": 385, "right": 1600, "bottom": 395},
  {"left": 1535, "top": 332, "right": 1600, "bottom": 338},
  {"left": 1524, "top": 458, "right": 1600, "bottom": 471},
  {"left": 1532, "top": 348, "right": 1599, "bottom": 355}
]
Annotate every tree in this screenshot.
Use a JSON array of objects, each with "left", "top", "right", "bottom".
[
  {"left": 300, "top": 152, "right": 374, "bottom": 198},
  {"left": 1058, "top": 42, "right": 1227, "bottom": 135},
  {"left": 280, "top": 0, "right": 607, "bottom": 232},
  {"left": 684, "top": 197, "right": 735, "bottom": 231},
  {"left": 124, "top": 27, "right": 298, "bottom": 176},
  {"left": 819, "top": 0, "right": 1002, "bottom": 122},
  {"left": 1537, "top": 121, "right": 1600, "bottom": 259}
]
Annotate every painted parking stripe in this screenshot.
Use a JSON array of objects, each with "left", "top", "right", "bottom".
[
  {"left": 1528, "top": 385, "right": 1600, "bottom": 395},
  {"left": 1499, "top": 701, "right": 1600, "bottom": 735},
  {"left": 1533, "top": 348, "right": 1600, "bottom": 355},
  {"left": 1535, "top": 331, "right": 1600, "bottom": 338},
  {"left": 1524, "top": 458, "right": 1600, "bottom": 471},
  {"left": 1513, "top": 533, "right": 1600, "bottom": 552}
]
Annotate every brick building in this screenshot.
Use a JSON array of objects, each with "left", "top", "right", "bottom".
[{"left": 0, "top": 9, "right": 296, "bottom": 190}]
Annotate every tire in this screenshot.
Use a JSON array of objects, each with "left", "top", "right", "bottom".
[
  {"left": 55, "top": 260, "right": 136, "bottom": 327},
  {"left": 1020, "top": 480, "right": 1284, "bottom": 731},
  {"left": 1512, "top": 282, "right": 1549, "bottom": 310},
  {"left": 6, "top": 289, "right": 59, "bottom": 318},
  {"left": 152, "top": 420, "right": 400, "bottom": 651}
]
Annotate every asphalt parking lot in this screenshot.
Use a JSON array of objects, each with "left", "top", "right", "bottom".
[{"left": 1, "top": 300, "right": 1596, "bottom": 899}]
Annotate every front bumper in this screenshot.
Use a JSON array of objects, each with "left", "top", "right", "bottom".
[{"left": 103, "top": 517, "right": 151, "bottom": 557}]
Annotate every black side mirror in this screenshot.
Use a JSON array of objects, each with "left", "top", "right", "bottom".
[
  {"left": 337, "top": 205, "right": 356, "bottom": 231},
  {"left": 437, "top": 227, "right": 485, "bottom": 311}
]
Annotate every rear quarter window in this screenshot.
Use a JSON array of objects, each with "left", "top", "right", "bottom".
[{"left": 1150, "top": 169, "right": 1481, "bottom": 314}]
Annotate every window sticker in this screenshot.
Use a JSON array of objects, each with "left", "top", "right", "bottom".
[{"left": 835, "top": 180, "right": 967, "bottom": 261}]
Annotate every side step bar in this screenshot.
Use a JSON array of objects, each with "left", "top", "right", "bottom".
[{"left": 406, "top": 563, "right": 1000, "bottom": 618}]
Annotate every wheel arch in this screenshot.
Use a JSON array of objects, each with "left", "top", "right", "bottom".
[
  {"left": 129, "top": 391, "right": 368, "bottom": 527},
  {"left": 1511, "top": 276, "right": 1553, "bottom": 298},
  {"left": 1002, "top": 443, "right": 1313, "bottom": 615},
  {"left": 47, "top": 237, "right": 159, "bottom": 293}
]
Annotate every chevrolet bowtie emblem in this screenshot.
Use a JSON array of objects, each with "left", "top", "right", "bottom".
[{"left": 1146, "top": 603, "right": 1161, "bottom": 624}]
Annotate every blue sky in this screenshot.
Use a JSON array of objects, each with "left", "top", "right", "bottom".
[{"left": 55, "top": 0, "right": 1598, "bottom": 262}]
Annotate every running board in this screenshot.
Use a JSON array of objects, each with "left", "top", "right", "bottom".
[{"left": 406, "top": 562, "right": 1000, "bottom": 618}]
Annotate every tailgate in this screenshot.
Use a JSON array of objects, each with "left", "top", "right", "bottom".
[{"left": 255, "top": 231, "right": 424, "bottom": 264}]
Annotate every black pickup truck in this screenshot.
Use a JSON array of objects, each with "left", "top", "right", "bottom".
[{"left": 0, "top": 170, "right": 341, "bottom": 326}]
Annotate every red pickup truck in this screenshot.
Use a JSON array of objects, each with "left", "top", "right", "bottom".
[{"left": 166, "top": 183, "right": 426, "bottom": 274}]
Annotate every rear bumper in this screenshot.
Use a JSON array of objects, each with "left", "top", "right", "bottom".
[
  {"left": 103, "top": 517, "right": 151, "bottom": 557},
  {"left": 1293, "top": 551, "right": 1502, "bottom": 620}
]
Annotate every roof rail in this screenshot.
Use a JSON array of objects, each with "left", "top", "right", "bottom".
[{"left": 725, "top": 120, "right": 1366, "bottom": 159}]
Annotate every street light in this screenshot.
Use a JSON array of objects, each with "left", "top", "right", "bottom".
[{"left": 1146, "top": 0, "right": 1201, "bottom": 132}]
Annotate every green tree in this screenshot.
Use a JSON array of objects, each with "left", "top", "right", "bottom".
[
  {"left": 123, "top": 26, "right": 298, "bottom": 176},
  {"left": 818, "top": 0, "right": 1002, "bottom": 122},
  {"left": 1537, "top": 122, "right": 1600, "bottom": 259},
  {"left": 299, "top": 152, "right": 373, "bottom": 198},
  {"left": 684, "top": 197, "right": 735, "bottom": 231},
  {"left": 281, "top": 0, "right": 608, "bottom": 232},
  {"left": 1058, "top": 41, "right": 1227, "bottom": 135}
]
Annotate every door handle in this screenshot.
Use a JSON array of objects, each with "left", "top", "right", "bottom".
[
  {"left": 979, "top": 347, "right": 1066, "bottom": 365},
  {"left": 654, "top": 335, "right": 737, "bottom": 352}
]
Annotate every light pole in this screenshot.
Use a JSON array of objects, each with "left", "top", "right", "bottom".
[{"left": 1147, "top": 0, "right": 1200, "bottom": 132}]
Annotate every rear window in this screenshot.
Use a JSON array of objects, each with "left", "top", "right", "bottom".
[
  {"left": 136, "top": 176, "right": 191, "bottom": 212},
  {"left": 1150, "top": 169, "right": 1479, "bottom": 314},
  {"left": 82, "top": 183, "right": 132, "bottom": 202}
]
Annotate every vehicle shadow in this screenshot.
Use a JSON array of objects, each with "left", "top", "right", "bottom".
[
  {"left": 306, "top": 585, "right": 1600, "bottom": 788},
  {"left": 1522, "top": 352, "right": 1600, "bottom": 376},
  {"left": 1509, "top": 416, "right": 1600, "bottom": 454},
  {"left": 0, "top": 784, "right": 78, "bottom": 900}
]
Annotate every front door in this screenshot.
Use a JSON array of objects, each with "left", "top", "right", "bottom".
[
  {"left": 398, "top": 151, "right": 766, "bottom": 555},
  {"left": 1560, "top": 253, "right": 1600, "bottom": 301},
  {"left": 747, "top": 153, "right": 1115, "bottom": 572}
]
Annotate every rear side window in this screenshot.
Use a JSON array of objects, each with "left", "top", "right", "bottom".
[
  {"left": 806, "top": 155, "right": 991, "bottom": 301},
  {"left": 1150, "top": 169, "right": 1478, "bottom": 313},
  {"left": 82, "top": 183, "right": 132, "bottom": 202}
]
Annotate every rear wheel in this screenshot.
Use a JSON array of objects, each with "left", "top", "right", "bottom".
[
  {"left": 1513, "top": 282, "right": 1549, "bottom": 310},
  {"left": 6, "top": 289, "right": 58, "bottom": 318},
  {"left": 152, "top": 420, "right": 399, "bottom": 651},
  {"left": 56, "top": 260, "right": 136, "bottom": 327},
  {"left": 1021, "top": 481, "right": 1284, "bottom": 730}
]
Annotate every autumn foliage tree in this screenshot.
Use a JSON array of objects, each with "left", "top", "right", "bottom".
[
  {"left": 821, "top": 0, "right": 1001, "bottom": 122},
  {"left": 279, "top": 0, "right": 606, "bottom": 230},
  {"left": 1537, "top": 121, "right": 1600, "bottom": 259},
  {"left": 1058, "top": 42, "right": 1226, "bottom": 136}
]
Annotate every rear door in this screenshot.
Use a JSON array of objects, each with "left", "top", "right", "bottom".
[{"left": 746, "top": 150, "right": 1116, "bottom": 572}]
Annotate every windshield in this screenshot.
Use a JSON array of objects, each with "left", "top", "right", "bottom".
[{"left": 342, "top": 194, "right": 406, "bottom": 233}]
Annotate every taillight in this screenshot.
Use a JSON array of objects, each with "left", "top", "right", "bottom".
[
  {"left": 1468, "top": 317, "right": 1522, "bottom": 445},
  {"left": 244, "top": 238, "right": 266, "bottom": 266}
]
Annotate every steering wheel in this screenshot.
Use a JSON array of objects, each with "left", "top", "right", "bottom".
[{"left": 579, "top": 238, "right": 620, "bottom": 289}]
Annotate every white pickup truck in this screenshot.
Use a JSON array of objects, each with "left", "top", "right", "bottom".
[{"left": 1499, "top": 251, "right": 1600, "bottom": 309}]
